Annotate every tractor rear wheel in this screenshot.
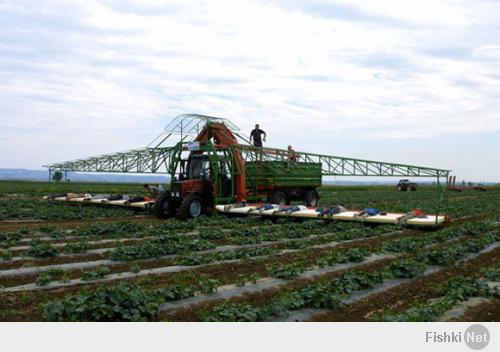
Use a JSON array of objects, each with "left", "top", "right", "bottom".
[
  {"left": 178, "top": 194, "right": 203, "bottom": 219},
  {"left": 154, "top": 193, "right": 176, "bottom": 219},
  {"left": 304, "top": 190, "right": 319, "bottom": 207},
  {"left": 270, "top": 190, "right": 289, "bottom": 205}
]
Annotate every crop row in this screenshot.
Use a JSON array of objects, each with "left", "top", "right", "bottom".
[
  {"left": 198, "top": 230, "right": 500, "bottom": 322},
  {"left": 247, "top": 219, "right": 499, "bottom": 281},
  {"left": 1, "top": 219, "right": 393, "bottom": 264},
  {"left": 1, "top": 183, "right": 497, "bottom": 221},
  {"left": 0, "top": 199, "right": 139, "bottom": 221},
  {"left": 35, "top": 221, "right": 499, "bottom": 321},
  {"left": 3, "top": 216, "right": 497, "bottom": 291},
  {"left": 373, "top": 265, "right": 499, "bottom": 321},
  {"left": 1, "top": 214, "right": 498, "bottom": 321},
  {"left": 0, "top": 228, "right": 387, "bottom": 289},
  {"left": 320, "top": 187, "right": 499, "bottom": 218}
]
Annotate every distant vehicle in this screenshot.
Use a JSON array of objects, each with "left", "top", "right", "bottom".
[
  {"left": 397, "top": 179, "right": 417, "bottom": 192},
  {"left": 447, "top": 176, "right": 487, "bottom": 192}
]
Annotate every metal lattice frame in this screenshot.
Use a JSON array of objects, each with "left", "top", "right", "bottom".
[
  {"left": 149, "top": 114, "right": 240, "bottom": 148},
  {"left": 47, "top": 147, "right": 174, "bottom": 174},
  {"left": 236, "top": 145, "right": 450, "bottom": 178},
  {"left": 47, "top": 144, "right": 449, "bottom": 178}
]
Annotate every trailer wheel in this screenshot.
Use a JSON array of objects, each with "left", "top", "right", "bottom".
[
  {"left": 178, "top": 194, "right": 203, "bottom": 219},
  {"left": 304, "top": 190, "right": 319, "bottom": 207},
  {"left": 154, "top": 193, "right": 176, "bottom": 219},
  {"left": 270, "top": 191, "right": 288, "bottom": 205}
]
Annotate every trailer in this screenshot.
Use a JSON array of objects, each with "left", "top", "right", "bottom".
[{"left": 246, "top": 160, "right": 322, "bottom": 206}]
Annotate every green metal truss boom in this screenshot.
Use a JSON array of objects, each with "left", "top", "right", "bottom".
[
  {"left": 45, "top": 113, "right": 449, "bottom": 178},
  {"left": 46, "top": 144, "right": 449, "bottom": 178},
  {"left": 237, "top": 145, "right": 449, "bottom": 178},
  {"left": 45, "top": 147, "right": 174, "bottom": 174}
]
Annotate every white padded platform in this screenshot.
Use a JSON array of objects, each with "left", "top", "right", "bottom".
[
  {"left": 129, "top": 201, "right": 155, "bottom": 208},
  {"left": 215, "top": 204, "right": 447, "bottom": 226},
  {"left": 89, "top": 198, "right": 108, "bottom": 204},
  {"left": 46, "top": 197, "right": 154, "bottom": 209},
  {"left": 106, "top": 200, "right": 129, "bottom": 206}
]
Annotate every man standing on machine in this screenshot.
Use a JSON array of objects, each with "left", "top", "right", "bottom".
[{"left": 250, "top": 124, "right": 266, "bottom": 147}]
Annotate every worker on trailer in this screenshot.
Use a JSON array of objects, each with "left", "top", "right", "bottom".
[
  {"left": 286, "top": 145, "right": 299, "bottom": 170},
  {"left": 287, "top": 145, "right": 299, "bottom": 161},
  {"left": 250, "top": 124, "right": 266, "bottom": 147},
  {"left": 144, "top": 183, "right": 164, "bottom": 197}
]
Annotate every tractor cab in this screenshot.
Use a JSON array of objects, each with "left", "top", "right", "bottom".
[
  {"left": 156, "top": 149, "right": 234, "bottom": 219},
  {"left": 184, "top": 154, "right": 211, "bottom": 181},
  {"left": 164, "top": 153, "right": 214, "bottom": 218}
]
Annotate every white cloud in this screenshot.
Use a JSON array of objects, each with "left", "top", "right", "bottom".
[{"left": 0, "top": 0, "right": 499, "bottom": 180}]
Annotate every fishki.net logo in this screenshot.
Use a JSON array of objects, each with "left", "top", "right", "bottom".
[{"left": 426, "top": 324, "right": 490, "bottom": 350}]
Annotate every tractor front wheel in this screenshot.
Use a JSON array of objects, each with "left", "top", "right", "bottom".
[
  {"left": 178, "top": 194, "right": 203, "bottom": 219},
  {"left": 154, "top": 193, "right": 176, "bottom": 219}
]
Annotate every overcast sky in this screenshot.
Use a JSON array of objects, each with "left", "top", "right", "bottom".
[{"left": 1, "top": 0, "right": 499, "bottom": 181}]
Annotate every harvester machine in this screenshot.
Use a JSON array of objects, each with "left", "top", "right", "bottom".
[{"left": 46, "top": 114, "right": 451, "bottom": 226}]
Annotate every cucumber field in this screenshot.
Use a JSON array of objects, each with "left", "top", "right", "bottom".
[{"left": 0, "top": 181, "right": 498, "bottom": 322}]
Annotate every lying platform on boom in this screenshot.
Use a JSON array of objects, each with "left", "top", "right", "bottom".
[
  {"left": 43, "top": 195, "right": 448, "bottom": 227},
  {"left": 215, "top": 204, "right": 447, "bottom": 226}
]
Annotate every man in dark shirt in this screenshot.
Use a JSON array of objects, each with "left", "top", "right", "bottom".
[{"left": 250, "top": 124, "right": 266, "bottom": 147}]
